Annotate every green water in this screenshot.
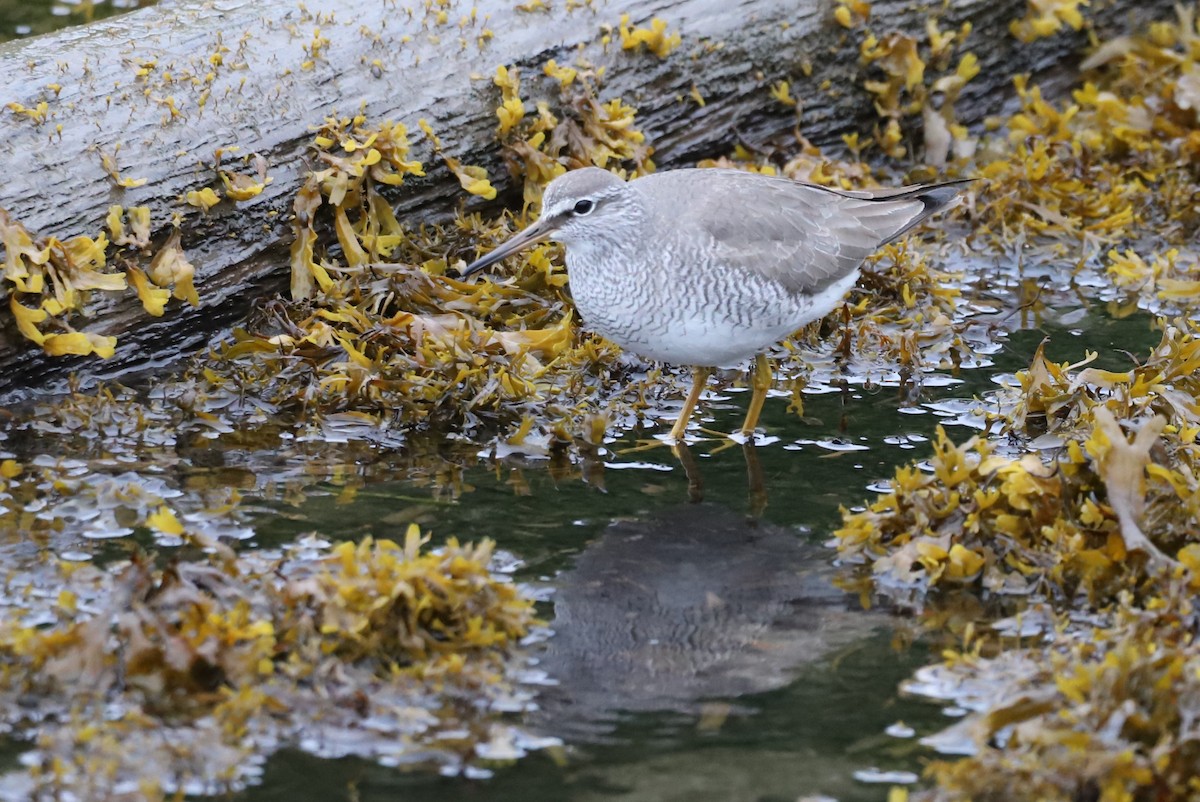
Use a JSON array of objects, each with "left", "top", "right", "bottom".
[
  {"left": 0, "top": 0, "right": 154, "bottom": 42},
  {"left": 241, "top": 632, "right": 938, "bottom": 802},
  {"left": 213, "top": 312, "right": 1160, "bottom": 802}
]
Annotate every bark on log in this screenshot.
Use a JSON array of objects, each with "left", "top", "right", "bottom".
[{"left": 0, "top": 0, "right": 1175, "bottom": 398}]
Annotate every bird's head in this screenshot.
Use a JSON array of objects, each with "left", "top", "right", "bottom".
[{"left": 458, "top": 167, "right": 631, "bottom": 277}]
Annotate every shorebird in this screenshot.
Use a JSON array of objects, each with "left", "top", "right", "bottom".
[{"left": 460, "top": 167, "right": 968, "bottom": 441}]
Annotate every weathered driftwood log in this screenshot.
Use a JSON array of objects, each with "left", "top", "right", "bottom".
[{"left": 0, "top": 0, "right": 1175, "bottom": 398}]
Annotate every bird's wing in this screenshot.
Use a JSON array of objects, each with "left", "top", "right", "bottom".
[{"left": 660, "top": 170, "right": 931, "bottom": 297}]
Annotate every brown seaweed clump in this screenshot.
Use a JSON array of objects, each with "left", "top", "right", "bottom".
[
  {"left": 837, "top": 321, "right": 1200, "bottom": 603},
  {"left": 199, "top": 74, "right": 663, "bottom": 441},
  {"left": 835, "top": 321, "right": 1200, "bottom": 800},
  {"left": 0, "top": 525, "right": 540, "bottom": 797},
  {"left": 903, "top": 592, "right": 1200, "bottom": 802}
]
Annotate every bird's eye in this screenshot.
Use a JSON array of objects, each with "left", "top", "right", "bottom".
[{"left": 572, "top": 199, "right": 595, "bottom": 216}]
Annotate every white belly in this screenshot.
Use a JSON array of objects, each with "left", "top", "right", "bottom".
[
  {"left": 572, "top": 269, "right": 861, "bottom": 367},
  {"left": 618, "top": 319, "right": 796, "bottom": 366}
]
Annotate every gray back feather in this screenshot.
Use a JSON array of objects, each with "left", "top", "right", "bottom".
[{"left": 634, "top": 169, "right": 967, "bottom": 297}]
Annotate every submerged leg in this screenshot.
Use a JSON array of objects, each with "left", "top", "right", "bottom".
[
  {"left": 740, "top": 353, "right": 773, "bottom": 437},
  {"left": 671, "top": 440, "right": 705, "bottom": 504},
  {"left": 669, "top": 366, "right": 712, "bottom": 442},
  {"left": 743, "top": 440, "right": 767, "bottom": 520}
]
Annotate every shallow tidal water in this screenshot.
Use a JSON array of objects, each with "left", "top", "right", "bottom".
[
  {"left": 190, "top": 310, "right": 1157, "bottom": 802},
  {"left": 0, "top": 0, "right": 153, "bottom": 42}
]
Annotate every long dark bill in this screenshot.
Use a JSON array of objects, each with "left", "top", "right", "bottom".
[{"left": 457, "top": 217, "right": 558, "bottom": 278}]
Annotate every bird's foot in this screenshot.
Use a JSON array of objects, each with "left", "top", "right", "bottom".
[{"left": 615, "top": 437, "right": 675, "bottom": 455}]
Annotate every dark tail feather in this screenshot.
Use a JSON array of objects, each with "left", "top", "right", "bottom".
[
  {"left": 874, "top": 178, "right": 973, "bottom": 243},
  {"left": 904, "top": 178, "right": 974, "bottom": 213}
]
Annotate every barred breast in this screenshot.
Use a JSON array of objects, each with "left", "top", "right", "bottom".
[{"left": 565, "top": 240, "right": 856, "bottom": 367}]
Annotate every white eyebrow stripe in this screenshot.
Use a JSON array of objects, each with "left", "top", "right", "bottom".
[{"left": 547, "top": 185, "right": 622, "bottom": 215}]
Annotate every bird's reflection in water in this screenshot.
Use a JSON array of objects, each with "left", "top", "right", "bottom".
[{"left": 531, "top": 503, "right": 878, "bottom": 742}]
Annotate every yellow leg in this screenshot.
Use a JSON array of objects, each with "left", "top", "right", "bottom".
[
  {"left": 669, "top": 366, "right": 712, "bottom": 442},
  {"left": 740, "top": 353, "right": 772, "bottom": 437}
]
